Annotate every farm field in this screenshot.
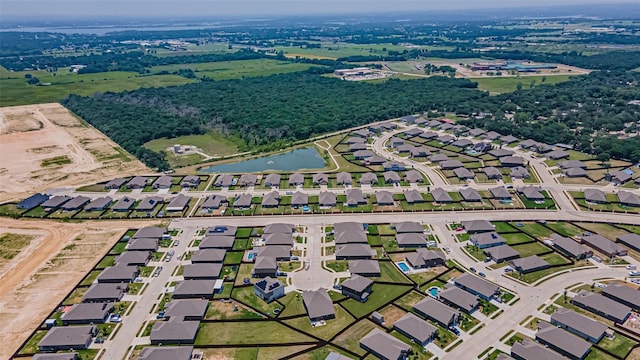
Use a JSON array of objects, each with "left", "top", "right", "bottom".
[
  {"left": 472, "top": 75, "right": 574, "bottom": 94},
  {"left": 150, "top": 59, "right": 319, "bottom": 80},
  {"left": 144, "top": 132, "right": 242, "bottom": 157}
]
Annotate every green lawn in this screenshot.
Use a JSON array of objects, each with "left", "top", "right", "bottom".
[
  {"left": 473, "top": 75, "right": 574, "bottom": 94},
  {"left": 597, "top": 333, "right": 638, "bottom": 358},
  {"left": 510, "top": 222, "right": 554, "bottom": 238},
  {"left": 545, "top": 222, "right": 584, "bottom": 237},
  {"left": 325, "top": 260, "right": 349, "bottom": 273},
  {"left": 394, "top": 290, "right": 427, "bottom": 311},
  {"left": 284, "top": 306, "right": 355, "bottom": 340},
  {"left": 333, "top": 320, "right": 382, "bottom": 355},
  {"left": 18, "top": 330, "right": 47, "bottom": 354},
  {"left": 511, "top": 242, "right": 551, "bottom": 257},
  {"left": 341, "top": 284, "right": 411, "bottom": 318},
  {"left": 144, "top": 132, "right": 241, "bottom": 157},
  {"left": 195, "top": 321, "right": 315, "bottom": 345},
  {"left": 151, "top": 59, "right": 319, "bottom": 80},
  {"left": 502, "top": 232, "right": 535, "bottom": 245},
  {"left": 231, "top": 286, "right": 281, "bottom": 316},
  {"left": 492, "top": 221, "right": 518, "bottom": 233},
  {"left": 277, "top": 292, "right": 307, "bottom": 318},
  {"left": 371, "top": 261, "right": 412, "bottom": 284}
]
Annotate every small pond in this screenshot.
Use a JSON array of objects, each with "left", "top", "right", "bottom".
[{"left": 199, "top": 147, "right": 326, "bottom": 173}]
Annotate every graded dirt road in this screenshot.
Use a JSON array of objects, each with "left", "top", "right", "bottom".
[
  {"left": 0, "top": 103, "right": 148, "bottom": 203},
  {"left": 0, "top": 218, "right": 158, "bottom": 359}
]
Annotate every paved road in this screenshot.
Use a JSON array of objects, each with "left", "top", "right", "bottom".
[{"left": 290, "top": 224, "right": 335, "bottom": 291}]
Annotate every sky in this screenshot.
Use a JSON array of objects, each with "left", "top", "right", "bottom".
[{"left": 2, "top": 0, "right": 639, "bottom": 18}]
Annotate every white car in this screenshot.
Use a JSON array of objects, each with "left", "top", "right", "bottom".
[
  {"left": 626, "top": 265, "right": 637, "bottom": 270},
  {"left": 628, "top": 270, "right": 639, "bottom": 276}
]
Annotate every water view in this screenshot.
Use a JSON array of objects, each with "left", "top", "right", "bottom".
[{"left": 199, "top": 147, "right": 326, "bottom": 173}]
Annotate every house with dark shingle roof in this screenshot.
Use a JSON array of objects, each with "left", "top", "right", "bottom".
[
  {"left": 500, "top": 156, "right": 526, "bottom": 167},
  {"left": 439, "top": 286, "right": 479, "bottom": 313},
  {"left": 440, "top": 159, "right": 464, "bottom": 170},
  {"left": 375, "top": 191, "right": 395, "bottom": 206},
  {"left": 97, "top": 265, "right": 139, "bottom": 283},
  {"left": 302, "top": 289, "right": 335, "bottom": 321},
  {"left": 213, "top": 174, "right": 234, "bottom": 187},
  {"left": 347, "top": 136, "right": 366, "bottom": 144},
  {"left": 264, "top": 173, "right": 281, "bottom": 187},
  {"left": 239, "top": 174, "right": 257, "bottom": 187},
  {"left": 511, "top": 339, "right": 564, "bottom": 360},
  {"left": 470, "top": 232, "right": 506, "bottom": 249},
  {"left": 313, "top": 173, "right": 329, "bottom": 185},
  {"left": 82, "top": 283, "right": 127, "bottom": 303},
  {"left": 414, "top": 297, "right": 459, "bottom": 327},
  {"left": 609, "top": 170, "right": 633, "bottom": 185},
  {"left": 167, "top": 194, "right": 189, "bottom": 212},
  {"left": 104, "top": 178, "right": 127, "bottom": 190},
  {"left": 500, "top": 135, "right": 518, "bottom": 144},
  {"left": 469, "top": 128, "right": 485, "bottom": 137},
  {"left": 451, "top": 138, "right": 473, "bottom": 148},
  {"left": 404, "top": 170, "right": 423, "bottom": 183},
  {"left": 602, "top": 284, "right": 640, "bottom": 310},
  {"left": 396, "top": 233, "right": 428, "bottom": 247},
  {"left": 581, "top": 234, "right": 627, "bottom": 257},
  {"left": 61, "top": 196, "right": 90, "bottom": 211},
  {"left": 489, "top": 148, "right": 514, "bottom": 158},
  {"left": 393, "top": 312, "right": 437, "bottom": 346},
  {"left": 153, "top": 175, "right": 173, "bottom": 189},
  {"left": 341, "top": 275, "right": 374, "bottom": 302},
  {"left": 201, "top": 195, "right": 227, "bottom": 210},
  {"left": 519, "top": 186, "right": 544, "bottom": 200},
  {"left": 383, "top": 171, "right": 401, "bottom": 184},
  {"left": 180, "top": 175, "right": 201, "bottom": 189},
  {"left": 199, "top": 235, "right": 235, "bottom": 249},
  {"left": 263, "top": 233, "right": 293, "bottom": 246},
  {"left": 112, "top": 196, "right": 135, "bottom": 212},
  {"left": 560, "top": 160, "right": 587, "bottom": 169},
  {"left": 253, "top": 256, "right": 278, "bottom": 278},
  {"left": 509, "top": 255, "right": 549, "bottom": 274},
  {"left": 150, "top": 319, "right": 200, "bottom": 345},
  {"left": 454, "top": 167, "right": 475, "bottom": 180},
  {"left": 61, "top": 303, "right": 114, "bottom": 325},
  {"left": 352, "top": 128, "right": 371, "bottom": 138},
  {"left": 536, "top": 322, "right": 592, "bottom": 360},
  {"left": 396, "top": 144, "right": 415, "bottom": 153},
  {"left": 429, "top": 153, "right": 449, "bottom": 163},
  {"left": 393, "top": 221, "right": 423, "bottom": 233},
  {"left": 115, "top": 251, "right": 151, "bottom": 266},
  {"left": 138, "top": 347, "right": 193, "bottom": 360},
  {"left": 461, "top": 220, "right": 494, "bottom": 233},
  {"left": 319, "top": 191, "right": 337, "bottom": 207},
  {"left": 353, "top": 150, "right": 375, "bottom": 159},
  {"left": 490, "top": 187, "right": 511, "bottom": 200},
  {"left": 404, "top": 189, "right": 424, "bottom": 203},
  {"left": 584, "top": 189, "right": 607, "bottom": 204},
  {"left": 254, "top": 277, "right": 284, "bottom": 302},
  {"left": 551, "top": 308, "right": 608, "bottom": 343},
  {"left": 564, "top": 167, "right": 588, "bottom": 178},
  {"left": 335, "top": 243, "right": 375, "bottom": 260},
  {"left": 405, "top": 249, "right": 445, "bottom": 269},
  {"left": 336, "top": 172, "right": 353, "bottom": 185},
  {"left": 33, "top": 353, "right": 79, "bottom": 360},
  {"left": 510, "top": 166, "right": 530, "bottom": 179},
  {"left": 233, "top": 193, "right": 253, "bottom": 209},
  {"left": 485, "top": 245, "right": 520, "bottom": 263},
  {"left": 350, "top": 143, "right": 367, "bottom": 152},
  {"left": 127, "top": 176, "right": 148, "bottom": 189},
  {"left": 349, "top": 260, "right": 380, "bottom": 277},
  {"left": 288, "top": 173, "right": 305, "bottom": 186},
  {"left": 359, "top": 329, "right": 411, "bottom": 360},
  {"left": 136, "top": 196, "right": 164, "bottom": 212},
  {"left": 453, "top": 273, "right": 500, "bottom": 300},
  {"left": 254, "top": 245, "right": 291, "bottom": 260},
  {"left": 41, "top": 195, "right": 72, "bottom": 210},
  {"left": 38, "top": 325, "right": 97, "bottom": 351},
  {"left": 173, "top": 280, "right": 216, "bottom": 299},
  {"left": 420, "top": 131, "right": 438, "bottom": 139},
  {"left": 358, "top": 172, "right": 378, "bottom": 185},
  {"left": 346, "top": 189, "right": 367, "bottom": 206},
  {"left": 547, "top": 150, "right": 570, "bottom": 160},
  {"left": 438, "top": 134, "right": 455, "bottom": 144},
  {"left": 85, "top": 196, "right": 112, "bottom": 211},
  {"left": 190, "top": 249, "right": 226, "bottom": 263},
  {"left": 550, "top": 234, "right": 592, "bottom": 259},
  {"left": 572, "top": 291, "right": 631, "bottom": 324},
  {"left": 183, "top": 263, "right": 223, "bottom": 280},
  {"left": 617, "top": 233, "right": 640, "bottom": 252},
  {"left": 164, "top": 299, "right": 209, "bottom": 321},
  {"left": 261, "top": 191, "right": 280, "bottom": 208},
  {"left": 410, "top": 146, "right": 431, "bottom": 158},
  {"left": 291, "top": 191, "right": 309, "bottom": 207},
  {"left": 431, "top": 188, "right": 453, "bottom": 203},
  {"left": 618, "top": 191, "right": 640, "bottom": 207},
  {"left": 483, "top": 167, "right": 503, "bottom": 180},
  {"left": 383, "top": 161, "right": 406, "bottom": 171},
  {"left": 460, "top": 188, "right": 482, "bottom": 202}
]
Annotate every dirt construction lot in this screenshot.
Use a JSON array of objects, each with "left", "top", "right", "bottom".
[
  {"left": 0, "top": 218, "right": 160, "bottom": 359},
  {"left": 0, "top": 103, "right": 148, "bottom": 203}
]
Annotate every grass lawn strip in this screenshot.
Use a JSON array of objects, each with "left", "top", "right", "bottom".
[{"left": 195, "top": 321, "right": 315, "bottom": 345}]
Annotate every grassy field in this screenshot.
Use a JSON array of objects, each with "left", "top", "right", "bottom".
[
  {"left": 144, "top": 132, "right": 242, "bottom": 157},
  {"left": 195, "top": 321, "right": 315, "bottom": 345},
  {"left": 341, "top": 284, "right": 411, "bottom": 318},
  {"left": 274, "top": 42, "right": 412, "bottom": 60},
  {"left": 150, "top": 59, "right": 317, "bottom": 80},
  {"left": 0, "top": 66, "right": 195, "bottom": 106},
  {"left": 0, "top": 233, "right": 35, "bottom": 267},
  {"left": 284, "top": 306, "right": 354, "bottom": 340},
  {"left": 473, "top": 75, "right": 574, "bottom": 94}
]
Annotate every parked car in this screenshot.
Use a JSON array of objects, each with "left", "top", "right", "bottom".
[
  {"left": 504, "top": 267, "right": 513, "bottom": 272},
  {"left": 626, "top": 265, "right": 637, "bottom": 270},
  {"left": 173, "top": 240, "right": 179, "bottom": 247},
  {"left": 470, "top": 267, "right": 477, "bottom": 273},
  {"left": 109, "top": 314, "right": 122, "bottom": 323},
  {"left": 478, "top": 272, "right": 487, "bottom": 278},
  {"left": 629, "top": 271, "right": 639, "bottom": 276}
]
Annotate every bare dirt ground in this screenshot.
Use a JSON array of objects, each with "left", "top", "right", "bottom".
[
  {"left": 0, "top": 103, "right": 149, "bottom": 203},
  {"left": 0, "top": 218, "right": 158, "bottom": 359}
]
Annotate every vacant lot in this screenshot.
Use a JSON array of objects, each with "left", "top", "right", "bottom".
[
  {"left": 150, "top": 59, "right": 318, "bottom": 80},
  {"left": 144, "top": 132, "right": 241, "bottom": 157},
  {"left": 0, "top": 103, "right": 148, "bottom": 202}
]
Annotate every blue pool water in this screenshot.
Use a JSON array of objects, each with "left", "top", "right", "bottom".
[
  {"left": 397, "top": 262, "right": 410, "bottom": 272},
  {"left": 247, "top": 252, "right": 255, "bottom": 260},
  {"left": 428, "top": 287, "right": 440, "bottom": 298}
]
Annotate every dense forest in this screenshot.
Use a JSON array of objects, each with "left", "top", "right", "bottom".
[{"left": 62, "top": 73, "right": 484, "bottom": 170}]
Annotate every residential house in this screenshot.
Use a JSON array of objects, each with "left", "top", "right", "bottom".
[
  {"left": 341, "top": 275, "right": 374, "bottom": 302},
  {"left": 396, "top": 144, "right": 415, "bottom": 153},
  {"left": 550, "top": 234, "right": 592, "bottom": 259},
  {"left": 302, "top": 289, "right": 335, "bottom": 321},
  {"left": 547, "top": 150, "right": 570, "bottom": 160},
  {"left": 440, "top": 160, "right": 464, "bottom": 170},
  {"left": 511, "top": 339, "right": 565, "bottom": 360},
  {"left": 500, "top": 156, "right": 526, "bottom": 167},
  {"left": 214, "top": 174, "right": 234, "bottom": 187},
  {"left": 349, "top": 260, "right": 380, "bottom": 277},
  {"left": 288, "top": 173, "right": 305, "bottom": 186},
  {"left": 354, "top": 150, "right": 375, "bottom": 160},
  {"left": 150, "top": 320, "right": 199, "bottom": 345},
  {"left": 115, "top": 251, "right": 151, "bottom": 266},
  {"left": 359, "top": 329, "right": 411, "bottom": 360},
  {"left": 490, "top": 187, "right": 512, "bottom": 200},
  {"left": 610, "top": 170, "right": 633, "bottom": 185},
  {"left": 536, "top": 322, "right": 592, "bottom": 360},
  {"left": 584, "top": 189, "right": 607, "bottom": 204},
  {"left": 61, "top": 303, "right": 114, "bottom": 325},
  {"left": 319, "top": 191, "right": 337, "bottom": 207},
  {"left": 383, "top": 161, "right": 406, "bottom": 171},
  {"left": 264, "top": 174, "right": 281, "bottom": 187},
  {"left": 485, "top": 245, "right": 520, "bottom": 263},
  {"left": 617, "top": 233, "right": 640, "bottom": 252},
  {"left": 393, "top": 313, "right": 437, "bottom": 346},
  {"left": 404, "top": 170, "right": 423, "bottom": 183},
  {"left": 500, "top": 135, "right": 518, "bottom": 144},
  {"left": 82, "top": 283, "right": 127, "bottom": 303},
  {"left": 85, "top": 197, "right": 112, "bottom": 211},
  {"left": 335, "top": 243, "right": 375, "bottom": 260},
  {"left": 413, "top": 297, "right": 460, "bottom": 327},
  {"left": 41, "top": 195, "right": 71, "bottom": 210},
  {"left": 336, "top": 172, "right": 353, "bottom": 185},
  {"left": 431, "top": 188, "right": 453, "bottom": 203},
  {"left": 460, "top": 188, "right": 482, "bottom": 202},
  {"left": 453, "top": 273, "right": 500, "bottom": 300},
  {"left": 164, "top": 299, "right": 209, "bottom": 321},
  {"left": 618, "top": 191, "right": 640, "bottom": 207},
  {"left": 201, "top": 195, "right": 227, "bottom": 210},
  {"left": 602, "top": 284, "right": 640, "bottom": 310},
  {"left": 438, "top": 286, "right": 479, "bottom": 313},
  {"left": 166, "top": 194, "right": 189, "bottom": 212},
  {"left": 346, "top": 189, "right": 367, "bottom": 206},
  {"left": 392, "top": 221, "right": 423, "bottom": 233},
  {"left": 138, "top": 347, "right": 193, "bottom": 360},
  {"left": 253, "top": 257, "right": 278, "bottom": 278},
  {"left": 180, "top": 175, "right": 201, "bottom": 189},
  {"left": 104, "top": 178, "right": 127, "bottom": 190},
  {"left": 60, "top": 196, "right": 90, "bottom": 211},
  {"left": 518, "top": 139, "right": 538, "bottom": 149},
  {"left": 358, "top": 172, "right": 378, "bottom": 185},
  {"left": 571, "top": 291, "right": 631, "bottom": 323},
  {"left": 153, "top": 175, "right": 173, "bottom": 189},
  {"left": 404, "top": 128, "right": 423, "bottom": 137},
  {"left": 254, "top": 245, "right": 291, "bottom": 260},
  {"left": 33, "top": 354, "right": 79, "bottom": 360},
  {"left": 404, "top": 189, "right": 424, "bottom": 204},
  {"left": 182, "top": 263, "right": 223, "bottom": 280},
  {"left": 396, "top": 233, "right": 428, "bottom": 247},
  {"left": 390, "top": 137, "right": 404, "bottom": 147},
  {"left": 291, "top": 191, "right": 309, "bottom": 207},
  {"left": 451, "top": 138, "right": 473, "bottom": 148},
  {"left": 352, "top": 129, "right": 371, "bottom": 138},
  {"left": 560, "top": 160, "right": 587, "bottom": 169},
  {"left": 172, "top": 280, "right": 216, "bottom": 299},
  {"left": 313, "top": 173, "right": 329, "bottom": 186},
  {"left": 405, "top": 249, "right": 446, "bottom": 269},
  {"left": 485, "top": 131, "right": 502, "bottom": 141},
  {"left": 470, "top": 232, "right": 506, "bottom": 249},
  {"left": 461, "top": 220, "right": 494, "bottom": 233},
  {"left": 409, "top": 146, "right": 431, "bottom": 158},
  {"left": 97, "top": 265, "right": 139, "bottom": 283},
  {"left": 261, "top": 191, "right": 280, "bottom": 208},
  {"left": 127, "top": 176, "right": 148, "bottom": 189},
  {"left": 420, "top": 131, "right": 438, "bottom": 140},
  {"left": 489, "top": 149, "right": 514, "bottom": 158},
  {"left": 519, "top": 186, "right": 544, "bottom": 201},
  {"left": 581, "top": 234, "right": 627, "bottom": 257},
  {"left": 473, "top": 142, "right": 493, "bottom": 153},
  {"left": 38, "top": 326, "right": 97, "bottom": 351},
  {"left": 333, "top": 222, "right": 365, "bottom": 233},
  {"left": 199, "top": 235, "right": 235, "bottom": 249},
  {"left": 429, "top": 153, "right": 449, "bottom": 163},
  {"left": 18, "top": 193, "right": 49, "bottom": 210},
  {"left": 438, "top": 134, "right": 455, "bottom": 144},
  {"left": 483, "top": 167, "right": 503, "bottom": 180},
  {"left": 469, "top": 128, "right": 485, "bottom": 137},
  {"left": 509, "top": 255, "right": 549, "bottom": 274},
  {"left": 347, "top": 136, "right": 366, "bottom": 144},
  {"left": 454, "top": 167, "right": 475, "bottom": 180},
  {"left": 510, "top": 166, "right": 530, "bottom": 179},
  {"left": 254, "top": 277, "right": 285, "bottom": 302},
  {"left": 375, "top": 191, "right": 395, "bottom": 206},
  {"left": 383, "top": 171, "right": 401, "bottom": 184},
  {"left": 264, "top": 233, "right": 293, "bottom": 246},
  {"left": 551, "top": 308, "right": 608, "bottom": 343},
  {"left": 190, "top": 249, "right": 226, "bottom": 263},
  {"left": 263, "top": 223, "right": 294, "bottom": 234},
  {"left": 349, "top": 142, "right": 367, "bottom": 151},
  {"left": 564, "top": 167, "right": 588, "bottom": 178},
  {"left": 239, "top": 174, "right": 257, "bottom": 187},
  {"left": 233, "top": 193, "right": 253, "bottom": 209},
  {"left": 364, "top": 155, "right": 386, "bottom": 165},
  {"left": 136, "top": 196, "right": 164, "bottom": 212}
]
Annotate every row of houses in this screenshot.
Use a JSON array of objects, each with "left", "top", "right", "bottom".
[
  {"left": 580, "top": 188, "right": 640, "bottom": 207},
  {"left": 18, "top": 193, "right": 191, "bottom": 214},
  {"left": 104, "top": 175, "right": 202, "bottom": 190}
]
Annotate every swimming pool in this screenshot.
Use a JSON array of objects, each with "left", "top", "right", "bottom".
[
  {"left": 397, "top": 262, "right": 410, "bottom": 272},
  {"left": 427, "top": 286, "right": 440, "bottom": 298},
  {"left": 247, "top": 252, "right": 255, "bottom": 260}
]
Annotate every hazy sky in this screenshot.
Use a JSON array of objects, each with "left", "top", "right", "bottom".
[{"left": 2, "top": 0, "right": 638, "bottom": 18}]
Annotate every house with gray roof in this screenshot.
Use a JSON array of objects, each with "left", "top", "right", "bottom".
[
  {"left": 97, "top": 265, "right": 139, "bottom": 283},
  {"left": 547, "top": 150, "right": 570, "bottom": 160},
  {"left": 473, "top": 142, "right": 493, "bottom": 153},
  {"left": 420, "top": 131, "right": 438, "bottom": 139},
  {"left": 336, "top": 172, "right": 353, "bottom": 185},
  {"left": 454, "top": 273, "right": 500, "bottom": 300},
  {"left": 41, "top": 195, "right": 72, "bottom": 210},
  {"left": 128, "top": 238, "right": 158, "bottom": 251},
  {"left": 302, "top": 289, "right": 335, "bottom": 321},
  {"left": 461, "top": 220, "right": 494, "bottom": 233},
  {"left": 358, "top": 172, "right": 378, "bottom": 185},
  {"left": 396, "top": 144, "right": 415, "bottom": 153},
  {"left": 239, "top": 174, "right": 257, "bottom": 187},
  {"left": 440, "top": 160, "right": 464, "bottom": 170},
  {"left": 469, "top": 128, "right": 486, "bottom": 137},
  {"left": 483, "top": 167, "right": 503, "bottom": 180},
  {"left": 560, "top": 160, "right": 587, "bottom": 169},
  {"left": 602, "top": 284, "right": 640, "bottom": 310},
  {"left": 111, "top": 196, "right": 136, "bottom": 211},
  {"left": 33, "top": 354, "right": 79, "bottom": 360},
  {"left": 393, "top": 221, "right": 423, "bottom": 233},
  {"left": 618, "top": 191, "right": 640, "bottom": 207},
  {"left": 485, "top": 245, "right": 520, "bottom": 263},
  {"left": 214, "top": 174, "right": 234, "bottom": 187},
  {"left": 153, "top": 175, "right": 173, "bottom": 189},
  {"left": 183, "top": 263, "right": 223, "bottom": 280},
  {"left": 359, "top": 328, "right": 411, "bottom": 360},
  {"left": 313, "top": 173, "right": 329, "bottom": 185},
  {"left": 490, "top": 187, "right": 511, "bottom": 200},
  {"left": 352, "top": 128, "right": 371, "bottom": 138},
  {"left": 291, "top": 191, "right": 309, "bottom": 207},
  {"left": 383, "top": 161, "right": 406, "bottom": 171},
  {"left": 150, "top": 320, "right": 199, "bottom": 345},
  {"left": 536, "top": 322, "right": 592, "bottom": 360},
  {"left": 233, "top": 193, "right": 253, "bottom": 209},
  {"left": 263, "top": 233, "right": 293, "bottom": 246},
  {"left": 519, "top": 186, "right": 544, "bottom": 200},
  {"left": 334, "top": 222, "right": 364, "bottom": 234},
  {"left": 201, "top": 195, "right": 227, "bottom": 210},
  {"left": 489, "top": 148, "right": 514, "bottom": 158},
  {"left": 564, "top": 167, "right": 588, "bottom": 178},
  {"left": 85, "top": 196, "right": 112, "bottom": 211},
  {"left": 610, "top": 170, "right": 633, "bottom": 185},
  {"left": 550, "top": 234, "right": 592, "bottom": 259},
  {"left": 451, "top": 138, "right": 473, "bottom": 148},
  {"left": 253, "top": 256, "right": 278, "bottom": 278},
  {"left": 105, "top": 178, "right": 127, "bottom": 189},
  {"left": 346, "top": 189, "right": 367, "bottom": 206},
  {"left": 429, "top": 153, "right": 449, "bottom": 163},
  {"left": 349, "top": 260, "right": 380, "bottom": 277},
  {"left": 396, "top": 233, "right": 428, "bottom": 247},
  {"left": 518, "top": 139, "right": 538, "bottom": 149},
  {"left": 381, "top": 122, "right": 398, "bottom": 130},
  {"left": 410, "top": 146, "right": 431, "bottom": 158},
  {"left": 39, "top": 325, "right": 96, "bottom": 351},
  {"left": 389, "top": 137, "right": 405, "bottom": 147},
  {"left": 584, "top": 189, "right": 607, "bottom": 204},
  {"left": 61, "top": 303, "right": 114, "bottom": 325},
  {"left": 261, "top": 191, "right": 280, "bottom": 208},
  {"left": 319, "top": 191, "right": 337, "bottom": 207},
  {"left": 164, "top": 299, "right": 209, "bottom": 321},
  {"left": 199, "top": 235, "right": 235, "bottom": 249},
  {"left": 460, "top": 188, "right": 482, "bottom": 202},
  {"left": 431, "top": 188, "right": 453, "bottom": 203},
  {"left": 413, "top": 297, "right": 459, "bottom": 327},
  {"left": 404, "top": 128, "right": 423, "bottom": 137},
  {"left": 405, "top": 249, "right": 446, "bottom": 269},
  {"left": 581, "top": 234, "right": 627, "bottom": 257},
  {"left": 180, "top": 175, "right": 201, "bottom": 189},
  {"left": 454, "top": 167, "right": 475, "bottom": 180},
  {"left": 510, "top": 166, "right": 530, "bottom": 179},
  {"left": 255, "top": 245, "right": 291, "bottom": 260},
  {"left": 394, "top": 312, "right": 437, "bottom": 346},
  {"left": 617, "top": 233, "right": 640, "bottom": 252},
  {"left": 127, "top": 176, "right": 148, "bottom": 189},
  {"left": 500, "top": 156, "right": 526, "bottom": 167},
  {"left": 138, "top": 347, "right": 193, "bottom": 360},
  {"left": 375, "top": 191, "right": 395, "bottom": 206},
  {"left": 136, "top": 196, "right": 164, "bottom": 211},
  {"left": 60, "top": 196, "right": 90, "bottom": 211},
  {"left": 288, "top": 173, "right": 305, "bottom": 186},
  {"left": 470, "top": 232, "right": 506, "bottom": 249},
  {"left": 572, "top": 291, "right": 631, "bottom": 323},
  {"left": 172, "top": 280, "right": 216, "bottom": 299},
  {"left": 551, "top": 308, "right": 608, "bottom": 343},
  {"left": 364, "top": 155, "right": 386, "bottom": 165},
  {"left": 509, "top": 255, "right": 549, "bottom": 274},
  {"left": 335, "top": 243, "right": 375, "bottom": 260},
  {"left": 511, "top": 339, "right": 564, "bottom": 360},
  {"left": 439, "top": 286, "right": 479, "bottom": 313},
  {"left": 354, "top": 150, "right": 375, "bottom": 159},
  {"left": 404, "top": 170, "right": 423, "bottom": 183},
  {"left": 263, "top": 223, "right": 294, "bottom": 234},
  {"left": 383, "top": 171, "right": 401, "bottom": 184},
  {"left": 206, "top": 225, "right": 236, "bottom": 236},
  {"left": 190, "top": 249, "right": 226, "bottom": 263},
  {"left": 264, "top": 173, "right": 281, "bottom": 187},
  {"left": 254, "top": 277, "right": 285, "bottom": 303},
  {"left": 438, "top": 134, "right": 455, "bottom": 144},
  {"left": 341, "top": 274, "right": 373, "bottom": 302},
  {"left": 485, "top": 131, "right": 502, "bottom": 140},
  {"left": 347, "top": 136, "right": 366, "bottom": 144},
  {"left": 404, "top": 189, "right": 424, "bottom": 203},
  {"left": 82, "top": 283, "right": 127, "bottom": 303},
  {"left": 115, "top": 251, "right": 151, "bottom": 266},
  {"left": 501, "top": 135, "right": 518, "bottom": 144}
]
